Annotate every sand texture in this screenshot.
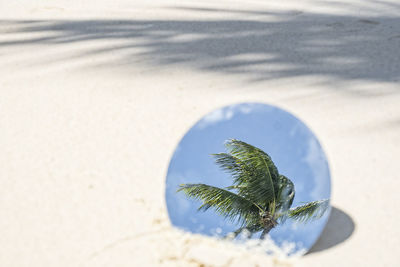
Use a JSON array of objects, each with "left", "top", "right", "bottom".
[{"left": 0, "top": 0, "right": 399, "bottom": 266}]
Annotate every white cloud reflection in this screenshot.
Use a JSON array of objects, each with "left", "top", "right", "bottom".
[{"left": 196, "top": 103, "right": 258, "bottom": 129}]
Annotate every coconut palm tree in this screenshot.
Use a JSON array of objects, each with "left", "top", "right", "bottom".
[{"left": 177, "top": 139, "right": 329, "bottom": 239}]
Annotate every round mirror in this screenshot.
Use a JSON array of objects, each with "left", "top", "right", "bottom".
[{"left": 165, "top": 103, "right": 331, "bottom": 256}]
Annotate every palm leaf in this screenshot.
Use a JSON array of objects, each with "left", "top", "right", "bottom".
[
  {"left": 224, "top": 139, "right": 280, "bottom": 210},
  {"left": 212, "top": 152, "right": 275, "bottom": 210},
  {"left": 177, "top": 183, "right": 261, "bottom": 226},
  {"left": 275, "top": 175, "right": 295, "bottom": 213},
  {"left": 287, "top": 199, "right": 330, "bottom": 223},
  {"left": 212, "top": 152, "right": 245, "bottom": 184}
]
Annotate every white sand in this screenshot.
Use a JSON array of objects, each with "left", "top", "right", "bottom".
[{"left": 1, "top": 0, "right": 399, "bottom": 266}]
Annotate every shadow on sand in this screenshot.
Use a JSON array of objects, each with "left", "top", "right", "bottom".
[
  {"left": 0, "top": 5, "right": 399, "bottom": 94},
  {"left": 307, "top": 207, "right": 355, "bottom": 254}
]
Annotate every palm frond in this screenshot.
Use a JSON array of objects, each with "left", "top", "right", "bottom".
[
  {"left": 212, "top": 152, "right": 241, "bottom": 173},
  {"left": 260, "top": 228, "right": 270, "bottom": 239},
  {"left": 275, "top": 175, "right": 295, "bottom": 213},
  {"left": 213, "top": 152, "right": 275, "bottom": 210},
  {"left": 177, "top": 183, "right": 261, "bottom": 226},
  {"left": 224, "top": 139, "right": 280, "bottom": 209},
  {"left": 212, "top": 153, "right": 246, "bottom": 185},
  {"left": 288, "top": 199, "right": 330, "bottom": 223}
]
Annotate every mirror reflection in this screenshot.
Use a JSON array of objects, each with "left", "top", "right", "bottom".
[{"left": 166, "top": 103, "right": 331, "bottom": 255}]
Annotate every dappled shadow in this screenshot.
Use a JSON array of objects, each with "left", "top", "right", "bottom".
[
  {"left": 0, "top": 6, "right": 399, "bottom": 88},
  {"left": 307, "top": 207, "right": 355, "bottom": 254}
]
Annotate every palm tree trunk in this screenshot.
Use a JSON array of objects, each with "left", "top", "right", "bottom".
[
  {"left": 260, "top": 225, "right": 274, "bottom": 239},
  {"left": 259, "top": 216, "right": 277, "bottom": 239},
  {"left": 226, "top": 225, "right": 257, "bottom": 239},
  {"left": 226, "top": 227, "right": 246, "bottom": 239}
]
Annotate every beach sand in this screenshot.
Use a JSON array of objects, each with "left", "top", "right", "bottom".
[{"left": 0, "top": 0, "right": 399, "bottom": 266}]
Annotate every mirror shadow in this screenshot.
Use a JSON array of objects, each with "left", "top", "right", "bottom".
[{"left": 307, "top": 206, "right": 355, "bottom": 254}]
